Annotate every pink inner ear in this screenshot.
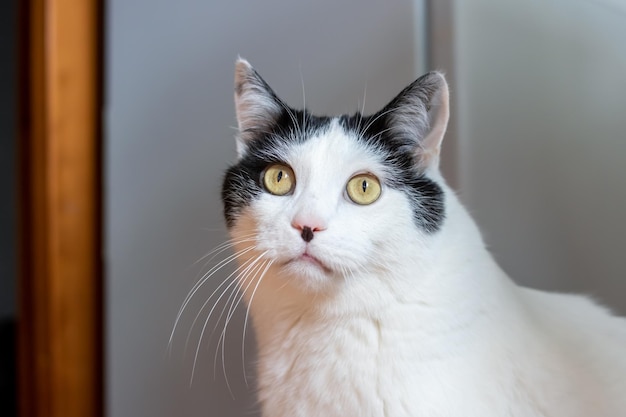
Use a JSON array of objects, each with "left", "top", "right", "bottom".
[
  {"left": 233, "top": 59, "right": 283, "bottom": 157},
  {"left": 418, "top": 79, "right": 450, "bottom": 170}
]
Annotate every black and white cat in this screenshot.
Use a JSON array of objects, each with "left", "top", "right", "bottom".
[{"left": 219, "top": 58, "right": 626, "bottom": 416}]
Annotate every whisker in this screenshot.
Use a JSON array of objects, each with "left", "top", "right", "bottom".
[
  {"left": 355, "top": 83, "right": 368, "bottom": 135},
  {"left": 277, "top": 99, "right": 300, "bottom": 134},
  {"left": 359, "top": 106, "right": 399, "bottom": 138},
  {"left": 368, "top": 126, "right": 395, "bottom": 142},
  {"left": 361, "top": 83, "right": 367, "bottom": 116},
  {"left": 215, "top": 257, "right": 267, "bottom": 396},
  {"left": 213, "top": 253, "right": 267, "bottom": 353},
  {"left": 186, "top": 238, "right": 257, "bottom": 281},
  {"left": 211, "top": 253, "right": 268, "bottom": 397},
  {"left": 209, "top": 255, "right": 265, "bottom": 359},
  {"left": 183, "top": 254, "right": 259, "bottom": 357},
  {"left": 169, "top": 245, "right": 256, "bottom": 354},
  {"left": 218, "top": 258, "right": 265, "bottom": 344},
  {"left": 192, "top": 234, "right": 257, "bottom": 267},
  {"left": 299, "top": 64, "right": 307, "bottom": 137},
  {"left": 241, "top": 259, "right": 274, "bottom": 387},
  {"left": 189, "top": 251, "right": 266, "bottom": 385}
]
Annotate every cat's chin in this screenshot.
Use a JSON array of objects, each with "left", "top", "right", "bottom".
[
  {"left": 277, "top": 254, "right": 339, "bottom": 293},
  {"left": 288, "top": 252, "right": 332, "bottom": 273}
]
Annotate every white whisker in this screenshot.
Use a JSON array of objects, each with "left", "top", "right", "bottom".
[
  {"left": 359, "top": 105, "right": 399, "bottom": 138},
  {"left": 361, "top": 83, "right": 367, "bottom": 116},
  {"left": 278, "top": 99, "right": 300, "bottom": 134},
  {"left": 183, "top": 253, "right": 259, "bottom": 357},
  {"left": 189, "top": 251, "right": 266, "bottom": 385},
  {"left": 217, "top": 259, "right": 265, "bottom": 396},
  {"left": 355, "top": 83, "right": 368, "bottom": 135},
  {"left": 210, "top": 254, "right": 266, "bottom": 357},
  {"left": 369, "top": 126, "right": 395, "bottom": 141},
  {"left": 189, "top": 236, "right": 257, "bottom": 273},
  {"left": 214, "top": 254, "right": 269, "bottom": 398},
  {"left": 299, "top": 64, "right": 307, "bottom": 137},
  {"left": 241, "top": 258, "right": 274, "bottom": 386},
  {"left": 168, "top": 245, "right": 256, "bottom": 353}
]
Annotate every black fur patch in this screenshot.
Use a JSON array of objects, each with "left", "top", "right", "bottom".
[
  {"left": 222, "top": 108, "right": 331, "bottom": 227},
  {"left": 222, "top": 107, "right": 445, "bottom": 233},
  {"left": 339, "top": 113, "right": 445, "bottom": 233}
]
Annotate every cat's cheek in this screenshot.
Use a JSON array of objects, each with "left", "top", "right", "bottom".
[
  {"left": 228, "top": 208, "right": 258, "bottom": 240},
  {"left": 340, "top": 193, "right": 417, "bottom": 265},
  {"left": 227, "top": 205, "right": 289, "bottom": 256}
]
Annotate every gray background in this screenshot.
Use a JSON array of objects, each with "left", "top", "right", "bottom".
[
  {"left": 451, "top": 0, "right": 626, "bottom": 309},
  {"left": 106, "top": 1, "right": 626, "bottom": 416}
]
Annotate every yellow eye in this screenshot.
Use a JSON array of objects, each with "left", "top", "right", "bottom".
[
  {"left": 262, "top": 164, "right": 296, "bottom": 196},
  {"left": 346, "top": 173, "right": 381, "bottom": 205}
]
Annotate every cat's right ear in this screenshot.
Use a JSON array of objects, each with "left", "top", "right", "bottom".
[
  {"left": 378, "top": 72, "right": 450, "bottom": 171},
  {"left": 234, "top": 58, "right": 284, "bottom": 158}
]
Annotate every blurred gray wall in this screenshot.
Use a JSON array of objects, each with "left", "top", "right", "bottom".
[
  {"left": 106, "top": 1, "right": 421, "bottom": 416},
  {"left": 445, "top": 0, "right": 626, "bottom": 313}
]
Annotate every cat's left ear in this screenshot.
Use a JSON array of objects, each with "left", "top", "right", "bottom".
[
  {"left": 381, "top": 72, "right": 449, "bottom": 170},
  {"left": 233, "top": 58, "right": 285, "bottom": 158}
]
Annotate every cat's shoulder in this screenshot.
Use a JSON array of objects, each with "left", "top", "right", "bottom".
[{"left": 520, "top": 286, "right": 626, "bottom": 350}]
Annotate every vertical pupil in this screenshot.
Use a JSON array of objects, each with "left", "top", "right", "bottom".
[
  {"left": 361, "top": 179, "right": 367, "bottom": 193},
  {"left": 277, "top": 170, "right": 283, "bottom": 182}
]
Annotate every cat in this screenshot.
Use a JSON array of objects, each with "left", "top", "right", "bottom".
[{"left": 219, "top": 58, "right": 626, "bottom": 417}]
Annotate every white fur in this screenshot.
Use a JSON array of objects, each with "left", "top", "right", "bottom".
[
  {"left": 225, "top": 62, "right": 626, "bottom": 416},
  {"left": 228, "top": 121, "right": 626, "bottom": 417}
]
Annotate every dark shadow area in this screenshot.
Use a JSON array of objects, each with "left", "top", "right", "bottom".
[
  {"left": 0, "top": 0, "right": 18, "bottom": 415},
  {"left": 0, "top": 320, "right": 16, "bottom": 417}
]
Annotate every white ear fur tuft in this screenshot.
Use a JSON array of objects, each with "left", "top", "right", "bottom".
[{"left": 234, "top": 58, "right": 283, "bottom": 158}]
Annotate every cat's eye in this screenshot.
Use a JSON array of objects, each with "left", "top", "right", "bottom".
[
  {"left": 262, "top": 164, "right": 296, "bottom": 196},
  {"left": 346, "top": 173, "right": 381, "bottom": 205}
]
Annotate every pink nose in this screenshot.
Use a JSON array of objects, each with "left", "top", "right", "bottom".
[{"left": 291, "top": 218, "right": 326, "bottom": 242}]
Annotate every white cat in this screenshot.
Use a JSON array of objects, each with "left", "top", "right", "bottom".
[{"left": 220, "top": 58, "right": 626, "bottom": 417}]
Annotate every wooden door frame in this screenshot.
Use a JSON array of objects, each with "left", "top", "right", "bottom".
[{"left": 17, "top": 1, "right": 103, "bottom": 417}]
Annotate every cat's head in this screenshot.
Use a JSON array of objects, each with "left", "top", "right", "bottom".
[{"left": 222, "top": 59, "right": 450, "bottom": 294}]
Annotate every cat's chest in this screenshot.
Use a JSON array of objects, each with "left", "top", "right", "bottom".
[
  {"left": 253, "top": 312, "right": 493, "bottom": 417},
  {"left": 251, "top": 309, "right": 592, "bottom": 417},
  {"left": 256, "top": 315, "right": 389, "bottom": 416}
]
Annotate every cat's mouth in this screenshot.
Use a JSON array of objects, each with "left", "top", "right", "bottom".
[{"left": 285, "top": 250, "right": 333, "bottom": 274}]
